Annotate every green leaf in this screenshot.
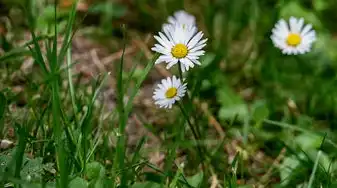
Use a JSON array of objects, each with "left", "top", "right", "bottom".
[
  {"left": 88, "top": 3, "right": 127, "bottom": 18},
  {"left": 251, "top": 100, "right": 269, "bottom": 124},
  {"left": 307, "top": 150, "right": 330, "bottom": 171},
  {"left": 125, "top": 54, "right": 159, "bottom": 115},
  {"left": 330, "top": 181, "right": 337, "bottom": 187},
  {"left": 219, "top": 104, "right": 248, "bottom": 123},
  {"left": 85, "top": 162, "right": 105, "bottom": 180},
  {"left": 45, "top": 182, "right": 56, "bottom": 188},
  {"left": 88, "top": 178, "right": 107, "bottom": 188},
  {"left": 36, "top": 20, "right": 67, "bottom": 36},
  {"left": 69, "top": 177, "right": 88, "bottom": 188},
  {"left": 217, "top": 85, "right": 248, "bottom": 122},
  {"left": 280, "top": 151, "right": 331, "bottom": 186},
  {"left": 295, "top": 133, "right": 323, "bottom": 150},
  {"left": 38, "top": 5, "right": 69, "bottom": 22},
  {"left": 200, "top": 53, "right": 216, "bottom": 68},
  {"left": 0, "top": 154, "right": 12, "bottom": 174},
  {"left": 20, "top": 157, "right": 44, "bottom": 182},
  {"left": 131, "top": 182, "right": 161, "bottom": 188},
  {"left": 279, "top": 154, "right": 302, "bottom": 186},
  {"left": 186, "top": 172, "right": 204, "bottom": 188},
  {"left": 313, "top": 0, "right": 330, "bottom": 11}
]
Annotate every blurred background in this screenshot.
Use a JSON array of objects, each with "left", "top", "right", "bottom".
[{"left": 1, "top": 0, "right": 337, "bottom": 187}]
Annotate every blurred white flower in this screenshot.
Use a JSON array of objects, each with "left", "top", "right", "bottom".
[
  {"left": 271, "top": 17, "right": 316, "bottom": 55},
  {"left": 152, "top": 24, "right": 207, "bottom": 72},
  {"left": 153, "top": 76, "right": 187, "bottom": 109},
  {"left": 0, "top": 139, "right": 13, "bottom": 149},
  {"left": 167, "top": 10, "right": 196, "bottom": 27}
]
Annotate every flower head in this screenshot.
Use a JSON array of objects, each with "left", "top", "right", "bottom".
[
  {"left": 167, "top": 10, "right": 196, "bottom": 27},
  {"left": 152, "top": 24, "right": 207, "bottom": 72},
  {"left": 271, "top": 17, "right": 316, "bottom": 55},
  {"left": 153, "top": 76, "right": 187, "bottom": 109}
]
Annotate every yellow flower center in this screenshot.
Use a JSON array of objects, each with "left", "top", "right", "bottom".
[
  {"left": 165, "top": 87, "right": 177, "bottom": 98},
  {"left": 171, "top": 44, "right": 188, "bottom": 58},
  {"left": 286, "top": 33, "right": 301, "bottom": 47}
]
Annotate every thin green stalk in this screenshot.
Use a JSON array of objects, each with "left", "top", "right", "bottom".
[
  {"left": 177, "top": 62, "right": 202, "bottom": 139},
  {"left": 57, "top": 1, "right": 78, "bottom": 66},
  {"left": 169, "top": 166, "right": 183, "bottom": 188},
  {"left": 0, "top": 92, "right": 6, "bottom": 135},
  {"left": 66, "top": 45, "right": 79, "bottom": 127},
  {"left": 25, "top": 6, "right": 48, "bottom": 75},
  {"left": 113, "top": 53, "right": 165, "bottom": 182},
  {"left": 123, "top": 55, "right": 142, "bottom": 94},
  {"left": 178, "top": 102, "right": 205, "bottom": 171},
  {"left": 264, "top": 119, "right": 337, "bottom": 149},
  {"left": 51, "top": 3, "right": 68, "bottom": 186},
  {"left": 308, "top": 150, "right": 322, "bottom": 188},
  {"left": 145, "top": 162, "right": 194, "bottom": 187},
  {"left": 242, "top": 116, "right": 250, "bottom": 145},
  {"left": 80, "top": 73, "right": 109, "bottom": 172},
  {"left": 125, "top": 54, "right": 159, "bottom": 116},
  {"left": 113, "top": 25, "right": 127, "bottom": 187},
  {"left": 177, "top": 62, "right": 184, "bottom": 79},
  {"left": 51, "top": 79, "right": 68, "bottom": 187},
  {"left": 13, "top": 126, "right": 27, "bottom": 188},
  {"left": 178, "top": 103, "right": 199, "bottom": 144}
]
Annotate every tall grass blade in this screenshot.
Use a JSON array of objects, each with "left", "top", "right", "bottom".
[
  {"left": 125, "top": 54, "right": 159, "bottom": 116},
  {"left": 113, "top": 24, "right": 128, "bottom": 187},
  {"left": 308, "top": 150, "right": 322, "bottom": 188}
]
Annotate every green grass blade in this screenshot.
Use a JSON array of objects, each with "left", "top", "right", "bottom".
[
  {"left": 0, "top": 35, "right": 56, "bottom": 63},
  {"left": 131, "top": 136, "right": 146, "bottom": 164},
  {"left": 0, "top": 92, "right": 6, "bottom": 134},
  {"left": 51, "top": 78, "right": 68, "bottom": 187},
  {"left": 0, "top": 48, "right": 31, "bottom": 63},
  {"left": 113, "top": 25, "right": 128, "bottom": 187},
  {"left": 25, "top": 4, "right": 49, "bottom": 75},
  {"left": 123, "top": 55, "right": 142, "bottom": 94},
  {"left": 264, "top": 119, "right": 337, "bottom": 148},
  {"left": 66, "top": 43, "right": 79, "bottom": 127},
  {"left": 57, "top": 1, "right": 78, "bottom": 66},
  {"left": 13, "top": 124, "right": 28, "bottom": 188},
  {"left": 79, "top": 73, "right": 109, "bottom": 172},
  {"left": 308, "top": 150, "right": 322, "bottom": 188},
  {"left": 125, "top": 54, "right": 159, "bottom": 116}
]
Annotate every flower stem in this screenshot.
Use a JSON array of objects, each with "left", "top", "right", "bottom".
[
  {"left": 178, "top": 102, "right": 199, "bottom": 140},
  {"left": 177, "top": 62, "right": 184, "bottom": 79},
  {"left": 178, "top": 102, "right": 205, "bottom": 171},
  {"left": 177, "top": 62, "right": 202, "bottom": 138}
]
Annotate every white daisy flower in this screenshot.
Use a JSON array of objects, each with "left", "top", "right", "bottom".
[
  {"left": 271, "top": 17, "right": 316, "bottom": 55},
  {"left": 152, "top": 24, "right": 207, "bottom": 72},
  {"left": 153, "top": 76, "right": 187, "bottom": 109},
  {"left": 167, "top": 10, "right": 196, "bottom": 27}
]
